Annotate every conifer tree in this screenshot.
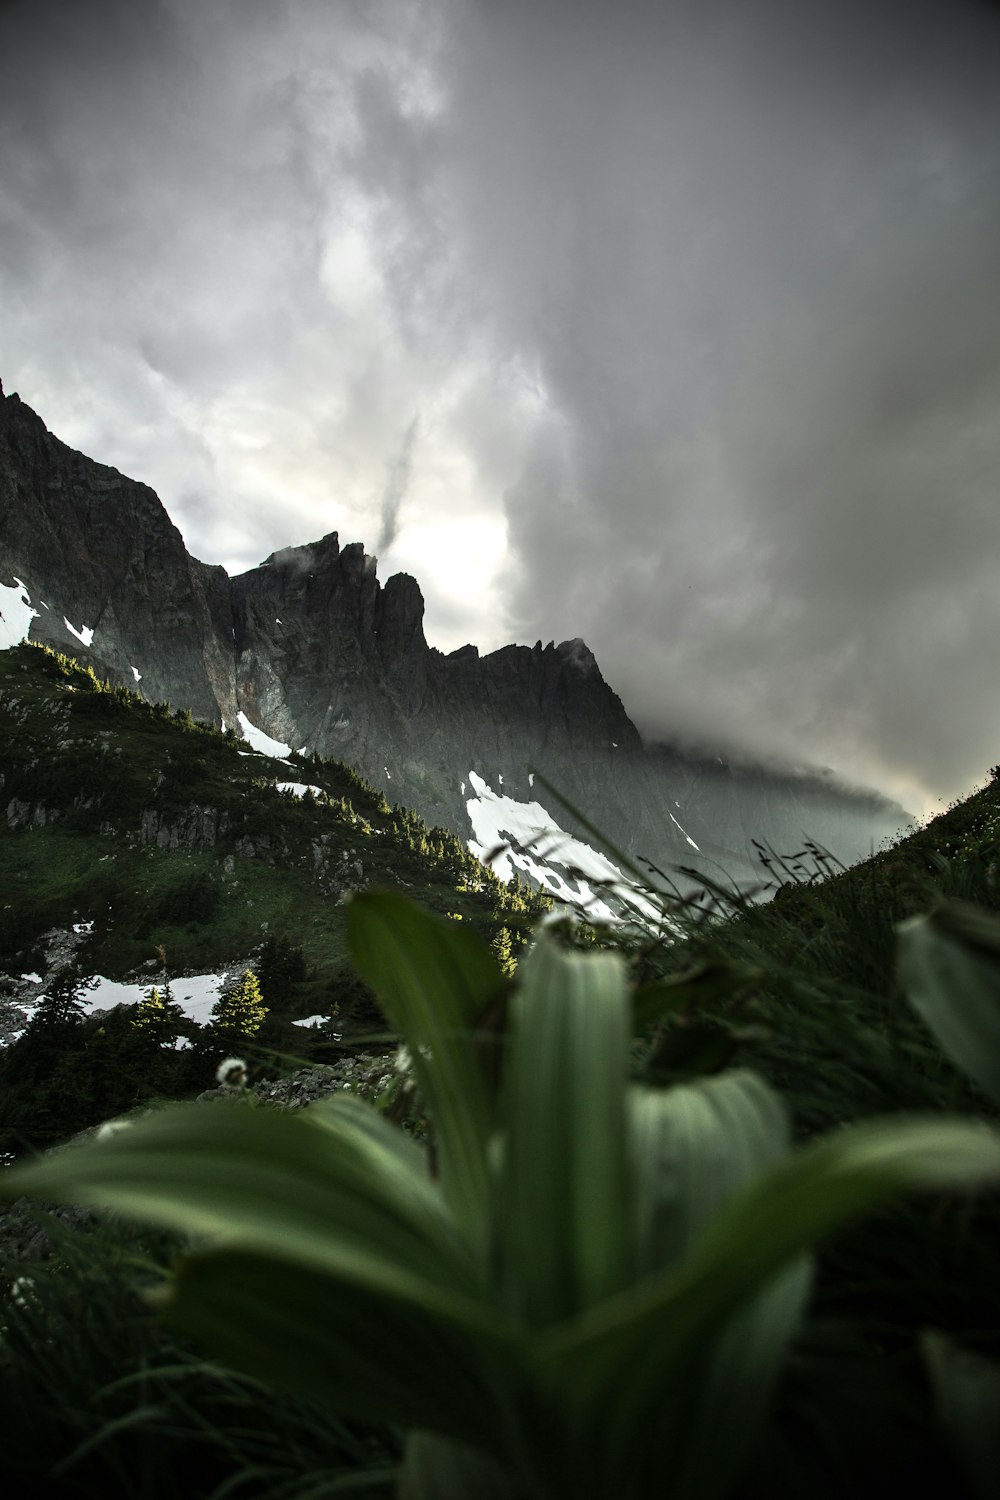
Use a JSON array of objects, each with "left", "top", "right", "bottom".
[
  {"left": 209, "top": 970, "right": 267, "bottom": 1040},
  {"left": 491, "top": 926, "right": 520, "bottom": 977},
  {"left": 132, "top": 984, "right": 186, "bottom": 1046}
]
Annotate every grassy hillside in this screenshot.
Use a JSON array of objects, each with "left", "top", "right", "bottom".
[
  {"left": 629, "top": 763, "right": 1000, "bottom": 1132},
  {"left": 0, "top": 641, "right": 547, "bottom": 1008}
]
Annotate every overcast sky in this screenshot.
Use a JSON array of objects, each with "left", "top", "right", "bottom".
[{"left": 2, "top": 0, "right": 1000, "bottom": 816}]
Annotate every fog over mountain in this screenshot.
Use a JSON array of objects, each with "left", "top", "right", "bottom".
[{"left": 2, "top": 0, "right": 999, "bottom": 817}]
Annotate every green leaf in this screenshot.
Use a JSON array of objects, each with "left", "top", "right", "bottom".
[
  {"left": 534, "top": 1116, "right": 1000, "bottom": 1461},
  {"left": 499, "top": 935, "right": 633, "bottom": 1325},
  {"left": 348, "top": 892, "right": 503, "bottom": 1235},
  {"left": 627, "top": 1072, "right": 811, "bottom": 1500},
  {"left": 921, "top": 1330, "right": 1000, "bottom": 1500},
  {"left": 159, "top": 1247, "right": 518, "bottom": 1454},
  {"left": 630, "top": 1070, "right": 796, "bottom": 1272},
  {"left": 898, "top": 903, "right": 1000, "bottom": 1106},
  {"left": 1, "top": 1096, "right": 486, "bottom": 1314}
]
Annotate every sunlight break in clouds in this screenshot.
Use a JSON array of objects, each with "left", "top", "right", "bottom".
[{"left": 2, "top": 0, "right": 1000, "bottom": 813}]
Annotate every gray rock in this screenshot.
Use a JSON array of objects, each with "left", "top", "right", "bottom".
[{"left": 0, "top": 384, "right": 911, "bottom": 891}]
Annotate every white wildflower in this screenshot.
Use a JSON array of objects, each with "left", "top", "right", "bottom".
[{"left": 216, "top": 1056, "right": 248, "bottom": 1089}]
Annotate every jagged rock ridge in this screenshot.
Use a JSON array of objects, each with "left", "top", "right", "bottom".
[{"left": 0, "top": 380, "right": 911, "bottom": 890}]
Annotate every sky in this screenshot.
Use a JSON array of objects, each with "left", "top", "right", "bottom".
[{"left": 2, "top": 0, "right": 1000, "bottom": 816}]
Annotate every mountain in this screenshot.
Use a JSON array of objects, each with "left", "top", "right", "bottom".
[
  {"left": 0, "top": 640, "right": 546, "bottom": 1043},
  {"left": 0, "top": 378, "right": 911, "bottom": 893}
]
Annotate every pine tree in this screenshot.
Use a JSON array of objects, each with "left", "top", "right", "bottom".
[
  {"left": 132, "top": 984, "right": 186, "bottom": 1045},
  {"left": 491, "top": 926, "right": 520, "bottom": 977},
  {"left": 0, "top": 969, "right": 91, "bottom": 1152},
  {"left": 209, "top": 970, "right": 267, "bottom": 1040}
]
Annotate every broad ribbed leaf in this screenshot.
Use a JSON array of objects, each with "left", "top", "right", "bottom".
[
  {"left": 159, "top": 1247, "right": 517, "bottom": 1454},
  {"left": 348, "top": 892, "right": 502, "bottom": 1234},
  {"left": 1, "top": 1095, "right": 486, "bottom": 1315},
  {"left": 921, "top": 1330, "right": 1000, "bottom": 1500},
  {"left": 500, "top": 935, "right": 633, "bottom": 1324},
  {"left": 534, "top": 1116, "right": 1000, "bottom": 1449},
  {"left": 626, "top": 1073, "right": 811, "bottom": 1500},
  {"left": 631, "top": 1070, "right": 791, "bottom": 1273},
  {"left": 898, "top": 904, "right": 1000, "bottom": 1106}
]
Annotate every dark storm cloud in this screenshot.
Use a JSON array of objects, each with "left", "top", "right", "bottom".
[
  {"left": 341, "top": 0, "right": 1000, "bottom": 804},
  {"left": 3, "top": 0, "right": 1000, "bottom": 810},
  {"left": 0, "top": 0, "right": 419, "bottom": 564}
]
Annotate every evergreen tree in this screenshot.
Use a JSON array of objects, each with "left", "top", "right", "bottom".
[
  {"left": 131, "top": 984, "right": 186, "bottom": 1046},
  {"left": 0, "top": 969, "right": 91, "bottom": 1153},
  {"left": 255, "top": 936, "right": 308, "bottom": 1009},
  {"left": 491, "top": 926, "right": 520, "bottom": 977},
  {"left": 209, "top": 970, "right": 267, "bottom": 1041}
]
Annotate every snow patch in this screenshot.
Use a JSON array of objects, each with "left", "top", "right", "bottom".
[
  {"left": 464, "top": 771, "right": 660, "bottom": 925},
  {"left": 130, "top": 666, "right": 141, "bottom": 682},
  {"left": 276, "top": 781, "right": 323, "bottom": 799},
  {"left": 292, "top": 1015, "right": 342, "bottom": 1037},
  {"left": 668, "top": 810, "right": 701, "bottom": 852},
  {"left": 12, "top": 970, "right": 231, "bottom": 1032},
  {"left": 64, "top": 618, "right": 94, "bottom": 648},
  {"left": 0, "top": 577, "right": 38, "bottom": 649},
  {"left": 236, "top": 711, "right": 292, "bottom": 760}
]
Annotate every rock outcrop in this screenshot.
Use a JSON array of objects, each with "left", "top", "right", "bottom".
[{"left": 0, "top": 380, "right": 911, "bottom": 889}]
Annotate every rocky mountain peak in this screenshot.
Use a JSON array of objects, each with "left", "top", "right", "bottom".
[{"left": 0, "top": 381, "right": 912, "bottom": 889}]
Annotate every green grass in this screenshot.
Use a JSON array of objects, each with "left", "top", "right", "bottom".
[
  {"left": 0, "top": 1209, "right": 399, "bottom": 1498},
  {"left": 0, "top": 642, "right": 547, "bottom": 1002}
]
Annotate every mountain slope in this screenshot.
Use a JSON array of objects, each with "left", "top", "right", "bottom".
[
  {"left": 0, "top": 642, "right": 546, "bottom": 1042},
  {"left": 0, "top": 378, "right": 910, "bottom": 887}
]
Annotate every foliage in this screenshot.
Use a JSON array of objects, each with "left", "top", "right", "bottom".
[
  {"left": 255, "top": 933, "right": 309, "bottom": 1009},
  {"left": 131, "top": 983, "right": 187, "bottom": 1046},
  {"left": 0, "top": 642, "right": 543, "bottom": 989},
  {"left": 208, "top": 969, "right": 267, "bottom": 1042},
  {"left": 5, "top": 894, "right": 1000, "bottom": 1499},
  {"left": 0, "top": 1214, "right": 398, "bottom": 1497}
]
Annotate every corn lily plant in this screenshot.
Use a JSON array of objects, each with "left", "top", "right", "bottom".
[{"left": 5, "top": 892, "right": 1000, "bottom": 1500}]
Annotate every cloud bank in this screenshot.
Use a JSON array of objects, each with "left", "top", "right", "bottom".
[{"left": 2, "top": 0, "right": 1000, "bottom": 812}]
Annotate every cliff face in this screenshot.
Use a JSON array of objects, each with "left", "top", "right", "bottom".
[
  {"left": 0, "top": 381, "right": 911, "bottom": 889},
  {"left": 0, "top": 381, "right": 235, "bottom": 721}
]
